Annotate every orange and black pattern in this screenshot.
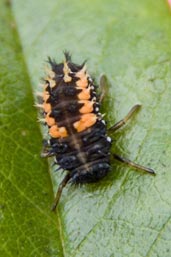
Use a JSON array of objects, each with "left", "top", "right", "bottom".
[{"left": 38, "top": 52, "right": 111, "bottom": 184}]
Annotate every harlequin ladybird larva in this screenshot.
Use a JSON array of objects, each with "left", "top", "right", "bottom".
[{"left": 36, "top": 52, "right": 155, "bottom": 211}]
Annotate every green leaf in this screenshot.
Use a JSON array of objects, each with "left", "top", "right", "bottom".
[
  {"left": 0, "top": 2, "right": 63, "bottom": 257},
  {"left": 1, "top": 0, "right": 171, "bottom": 256}
]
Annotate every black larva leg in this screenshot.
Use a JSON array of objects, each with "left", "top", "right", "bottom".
[
  {"left": 41, "top": 139, "right": 55, "bottom": 158},
  {"left": 51, "top": 173, "right": 71, "bottom": 211},
  {"left": 113, "top": 153, "right": 156, "bottom": 175},
  {"left": 108, "top": 104, "right": 141, "bottom": 132},
  {"left": 99, "top": 74, "right": 108, "bottom": 104},
  {"left": 41, "top": 149, "right": 56, "bottom": 158}
]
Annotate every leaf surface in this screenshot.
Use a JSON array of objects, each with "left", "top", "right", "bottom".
[
  {"left": 0, "top": 2, "right": 63, "bottom": 257},
  {"left": 1, "top": 0, "right": 171, "bottom": 256}
]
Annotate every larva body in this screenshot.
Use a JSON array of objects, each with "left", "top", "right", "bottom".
[{"left": 40, "top": 53, "right": 111, "bottom": 185}]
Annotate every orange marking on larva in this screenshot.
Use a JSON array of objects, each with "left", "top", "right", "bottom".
[
  {"left": 79, "top": 100, "right": 94, "bottom": 114},
  {"left": 75, "top": 65, "right": 87, "bottom": 79},
  {"left": 78, "top": 87, "right": 91, "bottom": 100},
  {"left": 49, "top": 125, "right": 67, "bottom": 138},
  {"left": 75, "top": 66, "right": 89, "bottom": 88},
  {"left": 48, "top": 70, "right": 55, "bottom": 79},
  {"left": 45, "top": 114, "right": 55, "bottom": 126},
  {"left": 59, "top": 127, "right": 68, "bottom": 137},
  {"left": 43, "top": 83, "right": 48, "bottom": 91},
  {"left": 76, "top": 77, "right": 88, "bottom": 88},
  {"left": 48, "top": 79, "right": 56, "bottom": 88},
  {"left": 49, "top": 125, "right": 60, "bottom": 138},
  {"left": 43, "top": 91, "right": 50, "bottom": 102},
  {"left": 73, "top": 113, "right": 97, "bottom": 132},
  {"left": 45, "top": 66, "right": 55, "bottom": 79},
  {"left": 63, "top": 61, "right": 72, "bottom": 82},
  {"left": 43, "top": 102, "right": 51, "bottom": 113}
]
